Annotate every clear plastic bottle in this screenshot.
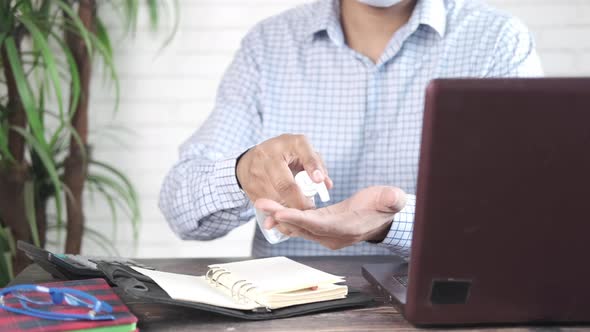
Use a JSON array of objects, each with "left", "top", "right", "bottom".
[{"left": 255, "top": 171, "right": 331, "bottom": 244}]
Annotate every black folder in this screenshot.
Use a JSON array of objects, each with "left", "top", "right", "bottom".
[{"left": 97, "top": 262, "right": 374, "bottom": 320}]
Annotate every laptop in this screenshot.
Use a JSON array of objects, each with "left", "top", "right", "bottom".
[{"left": 362, "top": 78, "right": 590, "bottom": 326}]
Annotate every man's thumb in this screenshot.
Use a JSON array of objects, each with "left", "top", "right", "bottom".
[{"left": 377, "top": 187, "right": 407, "bottom": 213}]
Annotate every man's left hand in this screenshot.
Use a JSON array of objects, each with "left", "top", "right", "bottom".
[{"left": 255, "top": 186, "right": 406, "bottom": 250}]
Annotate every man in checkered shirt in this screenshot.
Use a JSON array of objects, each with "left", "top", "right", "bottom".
[{"left": 159, "top": 0, "right": 543, "bottom": 259}]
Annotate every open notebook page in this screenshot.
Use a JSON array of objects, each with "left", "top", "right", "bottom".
[
  {"left": 211, "top": 256, "right": 345, "bottom": 294},
  {"left": 131, "top": 267, "right": 259, "bottom": 310}
]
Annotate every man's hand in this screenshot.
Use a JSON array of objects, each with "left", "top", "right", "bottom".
[
  {"left": 255, "top": 186, "right": 406, "bottom": 250},
  {"left": 236, "top": 134, "right": 333, "bottom": 210}
]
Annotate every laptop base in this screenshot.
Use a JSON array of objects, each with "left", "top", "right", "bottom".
[{"left": 361, "top": 262, "right": 408, "bottom": 305}]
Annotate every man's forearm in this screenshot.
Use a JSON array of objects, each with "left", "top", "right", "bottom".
[{"left": 159, "top": 151, "right": 254, "bottom": 241}]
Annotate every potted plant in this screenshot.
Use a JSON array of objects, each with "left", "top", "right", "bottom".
[{"left": 0, "top": 0, "right": 177, "bottom": 285}]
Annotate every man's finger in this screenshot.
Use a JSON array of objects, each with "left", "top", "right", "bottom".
[
  {"left": 254, "top": 198, "right": 285, "bottom": 213},
  {"left": 275, "top": 223, "right": 293, "bottom": 236},
  {"left": 376, "top": 187, "right": 407, "bottom": 213},
  {"left": 275, "top": 221, "right": 312, "bottom": 238},
  {"left": 265, "top": 159, "right": 313, "bottom": 209},
  {"left": 263, "top": 216, "right": 278, "bottom": 229},
  {"left": 315, "top": 152, "right": 334, "bottom": 189},
  {"left": 272, "top": 208, "right": 338, "bottom": 236},
  {"left": 254, "top": 199, "right": 286, "bottom": 229},
  {"left": 291, "top": 136, "right": 326, "bottom": 183}
]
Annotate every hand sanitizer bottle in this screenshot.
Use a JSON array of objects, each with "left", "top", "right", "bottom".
[{"left": 255, "top": 171, "right": 331, "bottom": 244}]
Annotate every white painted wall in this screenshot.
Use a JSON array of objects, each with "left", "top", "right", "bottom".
[{"left": 70, "top": 0, "right": 590, "bottom": 257}]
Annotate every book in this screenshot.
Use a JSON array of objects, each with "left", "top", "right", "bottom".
[
  {"left": 131, "top": 256, "right": 348, "bottom": 311},
  {"left": 0, "top": 278, "right": 137, "bottom": 332}
]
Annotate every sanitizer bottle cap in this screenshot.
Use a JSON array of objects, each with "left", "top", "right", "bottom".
[{"left": 294, "top": 171, "right": 331, "bottom": 202}]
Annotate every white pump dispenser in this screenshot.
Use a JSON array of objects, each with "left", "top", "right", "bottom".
[
  {"left": 294, "top": 171, "right": 331, "bottom": 203},
  {"left": 255, "top": 171, "right": 330, "bottom": 244}
]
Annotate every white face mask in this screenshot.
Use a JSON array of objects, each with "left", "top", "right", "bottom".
[{"left": 357, "top": 0, "right": 404, "bottom": 7}]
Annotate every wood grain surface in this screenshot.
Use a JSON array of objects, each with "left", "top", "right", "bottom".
[{"left": 9, "top": 256, "right": 590, "bottom": 332}]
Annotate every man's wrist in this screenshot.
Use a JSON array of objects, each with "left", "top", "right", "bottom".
[
  {"left": 235, "top": 148, "right": 251, "bottom": 190},
  {"left": 366, "top": 219, "right": 394, "bottom": 244},
  {"left": 214, "top": 154, "right": 250, "bottom": 206}
]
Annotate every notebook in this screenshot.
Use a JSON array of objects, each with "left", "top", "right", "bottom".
[
  {"left": 0, "top": 278, "right": 137, "bottom": 332},
  {"left": 131, "top": 256, "right": 348, "bottom": 311}
]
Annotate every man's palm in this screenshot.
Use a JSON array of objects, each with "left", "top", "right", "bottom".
[{"left": 255, "top": 186, "right": 406, "bottom": 250}]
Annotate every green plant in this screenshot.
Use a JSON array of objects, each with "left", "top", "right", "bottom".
[{"left": 0, "top": 0, "right": 178, "bottom": 285}]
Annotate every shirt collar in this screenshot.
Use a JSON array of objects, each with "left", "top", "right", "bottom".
[
  {"left": 308, "top": 0, "right": 447, "bottom": 42},
  {"left": 308, "top": 0, "right": 345, "bottom": 45},
  {"left": 411, "top": 0, "right": 447, "bottom": 38}
]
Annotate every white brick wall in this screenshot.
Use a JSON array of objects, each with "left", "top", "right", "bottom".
[{"left": 73, "top": 0, "right": 590, "bottom": 257}]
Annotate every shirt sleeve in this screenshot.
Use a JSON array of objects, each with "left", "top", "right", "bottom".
[
  {"left": 374, "top": 194, "right": 416, "bottom": 260},
  {"left": 485, "top": 17, "right": 544, "bottom": 78},
  {"left": 159, "top": 29, "right": 263, "bottom": 241}
]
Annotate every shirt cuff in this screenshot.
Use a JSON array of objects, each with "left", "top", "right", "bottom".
[
  {"left": 375, "top": 194, "right": 416, "bottom": 259},
  {"left": 213, "top": 154, "right": 250, "bottom": 208}
]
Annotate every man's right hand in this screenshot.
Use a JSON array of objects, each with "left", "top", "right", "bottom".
[{"left": 236, "top": 134, "right": 333, "bottom": 210}]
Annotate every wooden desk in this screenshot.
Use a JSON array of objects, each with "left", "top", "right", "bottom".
[{"left": 9, "top": 256, "right": 587, "bottom": 332}]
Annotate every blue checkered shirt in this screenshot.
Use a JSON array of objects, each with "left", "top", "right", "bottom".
[{"left": 159, "top": 0, "right": 543, "bottom": 258}]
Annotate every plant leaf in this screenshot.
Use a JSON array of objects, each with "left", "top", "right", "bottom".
[
  {"left": 23, "top": 180, "right": 41, "bottom": 247},
  {"left": 0, "top": 117, "right": 14, "bottom": 163},
  {"left": 0, "top": 226, "right": 15, "bottom": 256},
  {"left": 48, "top": 31, "right": 80, "bottom": 149},
  {"left": 0, "top": 31, "right": 7, "bottom": 50},
  {"left": 17, "top": 15, "right": 65, "bottom": 123},
  {"left": 86, "top": 173, "right": 137, "bottom": 215},
  {"left": 86, "top": 172, "right": 139, "bottom": 240},
  {"left": 56, "top": 180, "right": 76, "bottom": 246},
  {"left": 53, "top": 0, "right": 93, "bottom": 56},
  {"left": 0, "top": 226, "right": 15, "bottom": 286},
  {"left": 146, "top": 0, "right": 158, "bottom": 29},
  {"left": 4, "top": 36, "right": 46, "bottom": 147},
  {"left": 83, "top": 226, "right": 120, "bottom": 256},
  {"left": 90, "top": 160, "right": 139, "bottom": 208},
  {"left": 88, "top": 179, "right": 119, "bottom": 242},
  {"left": 46, "top": 223, "right": 119, "bottom": 256},
  {"left": 0, "top": 251, "right": 14, "bottom": 286},
  {"left": 88, "top": 33, "right": 120, "bottom": 114},
  {"left": 124, "top": 0, "right": 140, "bottom": 36},
  {"left": 87, "top": 175, "right": 134, "bottom": 220},
  {"left": 12, "top": 126, "right": 63, "bottom": 231},
  {"left": 159, "top": 0, "right": 180, "bottom": 51},
  {"left": 95, "top": 17, "right": 113, "bottom": 58}
]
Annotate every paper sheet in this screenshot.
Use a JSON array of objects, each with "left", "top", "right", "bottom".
[
  {"left": 131, "top": 267, "right": 258, "bottom": 310},
  {"left": 211, "top": 256, "right": 345, "bottom": 294}
]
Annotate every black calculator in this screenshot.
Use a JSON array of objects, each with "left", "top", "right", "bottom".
[{"left": 17, "top": 240, "right": 154, "bottom": 281}]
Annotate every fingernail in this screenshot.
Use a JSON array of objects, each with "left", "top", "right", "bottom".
[{"left": 313, "top": 169, "right": 324, "bottom": 182}]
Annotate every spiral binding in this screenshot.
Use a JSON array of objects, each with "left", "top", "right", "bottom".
[
  {"left": 206, "top": 267, "right": 230, "bottom": 288},
  {"left": 206, "top": 266, "right": 263, "bottom": 307}
]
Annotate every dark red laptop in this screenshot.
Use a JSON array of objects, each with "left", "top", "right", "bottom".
[{"left": 362, "top": 78, "right": 590, "bottom": 326}]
